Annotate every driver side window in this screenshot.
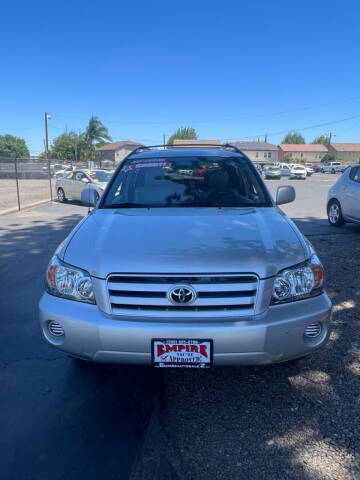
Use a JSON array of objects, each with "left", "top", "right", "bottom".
[{"left": 75, "top": 172, "right": 89, "bottom": 182}]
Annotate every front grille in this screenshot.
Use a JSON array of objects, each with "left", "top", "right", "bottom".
[{"left": 107, "top": 274, "right": 258, "bottom": 317}]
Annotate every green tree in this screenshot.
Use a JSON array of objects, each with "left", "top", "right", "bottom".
[
  {"left": 0, "top": 134, "right": 30, "bottom": 158},
  {"left": 50, "top": 131, "right": 87, "bottom": 164},
  {"left": 84, "top": 116, "right": 112, "bottom": 163},
  {"left": 167, "top": 126, "right": 198, "bottom": 145},
  {"left": 311, "top": 134, "right": 330, "bottom": 146},
  {"left": 281, "top": 132, "right": 306, "bottom": 144}
]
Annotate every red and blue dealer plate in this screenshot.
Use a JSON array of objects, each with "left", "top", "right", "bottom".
[{"left": 152, "top": 339, "right": 213, "bottom": 368}]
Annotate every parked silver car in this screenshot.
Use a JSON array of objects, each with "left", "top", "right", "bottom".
[
  {"left": 327, "top": 164, "right": 360, "bottom": 226},
  {"left": 55, "top": 169, "right": 114, "bottom": 203},
  {"left": 264, "top": 165, "right": 281, "bottom": 179},
  {"left": 40, "top": 145, "right": 331, "bottom": 368}
]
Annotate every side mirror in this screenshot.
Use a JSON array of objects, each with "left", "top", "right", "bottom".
[
  {"left": 276, "top": 185, "right": 295, "bottom": 205},
  {"left": 81, "top": 188, "right": 97, "bottom": 206}
]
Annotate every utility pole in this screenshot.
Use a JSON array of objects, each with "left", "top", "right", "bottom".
[
  {"left": 328, "top": 132, "right": 336, "bottom": 144},
  {"left": 163, "top": 134, "right": 166, "bottom": 150},
  {"left": 44, "top": 112, "right": 53, "bottom": 201},
  {"left": 265, "top": 134, "right": 268, "bottom": 143}
]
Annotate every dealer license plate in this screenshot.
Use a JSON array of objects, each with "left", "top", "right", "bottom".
[{"left": 152, "top": 339, "right": 213, "bottom": 368}]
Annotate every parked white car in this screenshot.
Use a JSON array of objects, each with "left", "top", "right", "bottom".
[
  {"left": 290, "top": 165, "right": 307, "bottom": 180},
  {"left": 321, "top": 162, "right": 346, "bottom": 174},
  {"left": 327, "top": 164, "right": 359, "bottom": 226},
  {"left": 54, "top": 166, "right": 75, "bottom": 179},
  {"left": 305, "top": 163, "right": 314, "bottom": 176}
]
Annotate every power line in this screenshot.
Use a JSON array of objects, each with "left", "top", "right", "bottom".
[
  {"left": 50, "top": 95, "right": 360, "bottom": 126},
  {"left": 220, "top": 113, "right": 360, "bottom": 142}
]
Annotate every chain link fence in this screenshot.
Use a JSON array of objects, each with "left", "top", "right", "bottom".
[{"left": 0, "top": 157, "right": 117, "bottom": 215}]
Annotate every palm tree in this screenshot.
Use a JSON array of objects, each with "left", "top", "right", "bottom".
[{"left": 84, "top": 116, "right": 112, "bottom": 165}]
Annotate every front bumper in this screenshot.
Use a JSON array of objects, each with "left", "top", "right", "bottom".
[
  {"left": 39, "top": 292, "right": 332, "bottom": 366},
  {"left": 290, "top": 174, "right": 306, "bottom": 179}
]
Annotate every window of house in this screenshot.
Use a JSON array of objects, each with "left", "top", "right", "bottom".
[
  {"left": 255, "top": 152, "right": 259, "bottom": 158},
  {"left": 300, "top": 153, "right": 305, "bottom": 158},
  {"left": 268, "top": 152, "right": 272, "bottom": 158},
  {"left": 264, "top": 152, "right": 267, "bottom": 158}
]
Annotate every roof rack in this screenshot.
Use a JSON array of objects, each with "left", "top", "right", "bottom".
[{"left": 129, "top": 143, "right": 243, "bottom": 155}]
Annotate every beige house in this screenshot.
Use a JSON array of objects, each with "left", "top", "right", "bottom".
[
  {"left": 172, "top": 139, "right": 221, "bottom": 148},
  {"left": 278, "top": 144, "right": 328, "bottom": 163},
  {"left": 95, "top": 141, "right": 142, "bottom": 165},
  {"left": 233, "top": 142, "right": 279, "bottom": 162},
  {"left": 327, "top": 143, "right": 360, "bottom": 164}
]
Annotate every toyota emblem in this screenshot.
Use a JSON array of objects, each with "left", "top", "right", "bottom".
[{"left": 168, "top": 285, "right": 197, "bottom": 305}]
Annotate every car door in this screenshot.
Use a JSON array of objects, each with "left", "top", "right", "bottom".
[
  {"left": 342, "top": 167, "right": 360, "bottom": 220},
  {"left": 73, "top": 171, "right": 92, "bottom": 200},
  {"left": 58, "top": 171, "right": 74, "bottom": 198}
]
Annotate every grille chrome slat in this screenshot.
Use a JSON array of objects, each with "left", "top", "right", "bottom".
[
  {"left": 108, "top": 281, "right": 258, "bottom": 293},
  {"left": 107, "top": 273, "right": 259, "bottom": 317},
  {"left": 109, "top": 294, "right": 255, "bottom": 307}
]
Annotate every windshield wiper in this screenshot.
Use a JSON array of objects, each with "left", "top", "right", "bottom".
[
  {"left": 104, "top": 202, "right": 152, "bottom": 209},
  {"left": 180, "top": 202, "right": 254, "bottom": 207}
]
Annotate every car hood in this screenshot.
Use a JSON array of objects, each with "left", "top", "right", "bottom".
[{"left": 62, "top": 207, "right": 308, "bottom": 279}]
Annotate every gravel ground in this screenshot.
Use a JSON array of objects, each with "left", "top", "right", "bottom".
[{"left": 131, "top": 234, "right": 360, "bottom": 480}]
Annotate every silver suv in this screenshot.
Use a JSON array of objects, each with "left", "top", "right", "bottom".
[{"left": 39, "top": 145, "right": 331, "bottom": 368}]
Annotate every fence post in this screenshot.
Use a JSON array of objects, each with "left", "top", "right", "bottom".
[
  {"left": 47, "top": 158, "right": 53, "bottom": 201},
  {"left": 14, "top": 158, "right": 21, "bottom": 211}
]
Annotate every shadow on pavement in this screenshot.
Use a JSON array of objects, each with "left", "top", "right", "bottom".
[{"left": 0, "top": 210, "right": 162, "bottom": 480}]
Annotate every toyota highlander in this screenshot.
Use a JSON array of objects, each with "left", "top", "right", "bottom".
[{"left": 39, "top": 145, "right": 332, "bottom": 368}]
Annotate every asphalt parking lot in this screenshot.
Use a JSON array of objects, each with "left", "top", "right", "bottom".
[{"left": 1, "top": 175, "right": 359, "bottom": 479}]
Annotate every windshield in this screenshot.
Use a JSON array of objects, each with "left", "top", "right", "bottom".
[
  {"left": 101, "top": 155, "right": 271, "bottom": 208},
  {"left": 268, "top": 166, "right": 279, "bottom": 171},
  {"left": 87, "top": 170, "right": 114, "bottom": 182},
  {"left": 293, "top": 166, "right": 304, "bottom": 170}
]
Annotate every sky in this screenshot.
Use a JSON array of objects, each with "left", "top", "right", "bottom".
[{"left": 1, "top": 0, "right": 360, "bottom": 155}]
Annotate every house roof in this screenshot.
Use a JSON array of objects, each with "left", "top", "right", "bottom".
[
  {"left": 233, "top": 141, "right": 279, "bottom": 151},
  {"left": 279, "top": 144, "right": 328, "bottom": 152},
  {"left": 96, "top": 141, "right": 142, "bottom": 151},
  {"left": 329, "top": 143, "right": 360, "bottom": 152},
  {"left": 172, "top": 139, "right": 221, "bottom": 147}
]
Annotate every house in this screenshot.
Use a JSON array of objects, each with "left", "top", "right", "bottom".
[
  {"left": 278, "top": 144, "right": 328, "bottom": 163},
  {"left": 232, "top": 141, "right": 279, "bottom": 163},
  {"left": 95, "top": 141, "right": 142, "bottom": 165},
  {"left": 172, "top": 139, "right": 221, "bottom": 148},
  {"left": 327, "top": 143, "right": 360, "bottom": 164}
]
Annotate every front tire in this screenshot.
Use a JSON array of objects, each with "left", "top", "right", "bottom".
[
  {"left": 327, "top": 199, "right": 345, "bottom": 227},
  {"left": 57, "top": 188, "right": 67, "bottom": 202}
]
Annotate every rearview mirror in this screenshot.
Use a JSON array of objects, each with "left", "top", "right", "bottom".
[
  {"left": 81, "top": 188, "right": 97, "bottom": 206},
  {"left": 276, "top": 185, "right": 295, "bottom": 205}
]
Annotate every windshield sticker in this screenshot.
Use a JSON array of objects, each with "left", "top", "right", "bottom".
[
  {"left": 93, "top": 178, "right": 99, "bottom": 182},
  {"left": 105, "top": 170, "right": 114, "bottom": 174},
  {"left": 123, "top": 161, "right": 170, "bottom": 172}
]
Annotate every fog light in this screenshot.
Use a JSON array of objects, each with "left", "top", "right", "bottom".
[
  {"left": 304, "top": 322, "right": 322, "bottom": 338},
  {"left": 48, "top": 320, "right": 65, "bottom": 337}
]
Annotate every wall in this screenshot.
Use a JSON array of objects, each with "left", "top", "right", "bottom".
[
  {"left": 278, "top": 151, "right": 326, "bottom": 163},
  {"left": 242, "top": 150, "right": 279, "bottom": 163},
  {"left": 327, "top": 146, "right": 360, "bottom": 164}
]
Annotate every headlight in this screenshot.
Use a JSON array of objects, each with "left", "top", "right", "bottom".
[
  {"left": 272, "top": 254, "right": 324, "bottom": 304},
  {"left": 45, "top": 256, "right": 95, "bottom": 304}
]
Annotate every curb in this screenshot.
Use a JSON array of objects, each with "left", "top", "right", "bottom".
[{"left": 0, "top": 199, "right": 52, "bottom": 217}]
